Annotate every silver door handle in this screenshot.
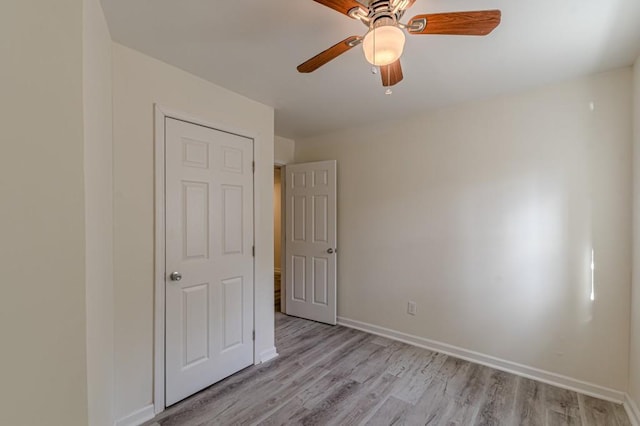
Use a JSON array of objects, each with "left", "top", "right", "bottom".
[
  {"left": 327, "top": 248, "right": 334, "bottom": 254},
  {"left": 169, "top": 271, "right": 182, "bottom": 281}
]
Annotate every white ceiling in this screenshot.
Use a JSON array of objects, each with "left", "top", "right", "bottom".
[{"left": 101, "top": 0, "right": 640, "bottom": 139}]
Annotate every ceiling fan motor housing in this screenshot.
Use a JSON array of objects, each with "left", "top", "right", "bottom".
[{"left": 366, "top": 0, "right": 404, "bottom": 28}]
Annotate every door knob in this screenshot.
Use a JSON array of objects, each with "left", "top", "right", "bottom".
[
  {"left": 169, "top": 271, "right": 182, "bottom": 281},
  {"left": 327, "top": 248, "right": 334, "bottom": 254}
]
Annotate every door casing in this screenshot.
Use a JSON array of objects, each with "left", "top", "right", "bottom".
[
  {"left": 275, "top": 164, "right": 287, "bottom": 313},
  {"left": 153, "top": 105, "right": 260, "bottom": 415}
]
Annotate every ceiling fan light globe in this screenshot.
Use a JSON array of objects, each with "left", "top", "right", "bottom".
[{"left": 362, "top": 25, "right": 406, "bottom": 66}]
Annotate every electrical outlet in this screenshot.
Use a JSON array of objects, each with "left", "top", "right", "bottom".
[{"left": 407, "top": 301, "right": 416, "bottom": 316}]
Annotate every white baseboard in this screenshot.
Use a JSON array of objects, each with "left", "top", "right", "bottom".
[
  {"left": 114, "top": 404, "right": 155, "bottom": 426},
  {"left": 259, "top": 346, "right": 279, "bottom": 363},
  {"left": 626, "top": 394, "right": 640, "bottom": 426},
  {"left": 337, "top": 316, "right": 625, "bottom": 404}
]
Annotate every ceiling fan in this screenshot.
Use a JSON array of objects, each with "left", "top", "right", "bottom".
[{"left": 297, "top": 0, "right": 501, "bottom": 88}]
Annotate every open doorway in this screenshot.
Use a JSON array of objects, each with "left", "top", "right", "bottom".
[{"left": 274, "top": 166, "right": 283, "bottom": 312}]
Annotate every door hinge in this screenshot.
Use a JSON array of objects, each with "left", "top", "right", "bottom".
[
  {"left": 252, "top": 330, "right": 255, "bottom": 341},
  {"left": 252, "top": 161, "right": 255, "bottom": 173},
  {"left": 252, "top": 246, "right": 255, "bottom": 257}
]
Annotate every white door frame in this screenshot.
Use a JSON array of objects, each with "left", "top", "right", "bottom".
[
  {"left": 154, "top": 105, "right": 258, "bottom": 414},
  {"left": 275, "top": 163, "right": 286, "bottom": 313}
]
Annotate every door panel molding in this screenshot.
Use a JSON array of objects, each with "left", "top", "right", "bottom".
[{"left": 154, "top": 105, "right": 260, "bottom": 415}]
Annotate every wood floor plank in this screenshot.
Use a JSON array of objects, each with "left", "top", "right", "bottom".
[
  {"left": 403, "top": 377, "right": 455, "bottom": 425},
  {"left": 440, "top": 358, "right": 491, "bottom": 405},
  {"left": 363, "top": 396, "right": 412, "bottom": 426},
  {"left": 255, "top": 375, "right": 357, "bottom": 425},
  {"left": 299, "top": 374, "right": 353, "bottom": 409},
  {"left": 296, "top": 378, "right": 364, "bottom": 425},
  {"left": 384, "top": 343, "right": 420, "bottom": 377},
  {"left": 445, "top": 398, "right": 483, "bottom": 425},
  {"left": 276, "top": 322, "right": 346, "bottom": 358},
  {"left": 254, "top": 397, "right": 310, "bottom": 426},
  {"left": 256, "top": 337, "right": 393, "bottom": 425},
  {"left": 331, "top": 341, "right": 389, "bottom": 382},
  {"left": 404, "top": 358, "right": 490, "bottom": 425},
  {"left": 314, "top": 333, "right": 378, "bottom": 371},
  {"left": 332, "top": 373, "right": 398, "bottom": 425},
  {"left": 434, "top": 355, "right": 471, "bottom": 384},
  {"left": 205, "top": 329, "right": 373, "bottom": 425},
  {"left": 155, "top": 327, "right": 357, "bottom": 425},
  {"left": 284, "top": 327, "right": 362, "bottom": 368},
  {"left": 544, "top": 383, "right": 582, "bottom": 424},
  {"left": 442, "top": 363, "right": 492, "bottom": 424},
  {"left": 580, "top": 394, "right": 626, "bottom": 426},
  {"left": 473, "top": 369, "right": 518, "bottom": 425},
  {"left": 348, "top": 341, "right": 407, "bottom": 385},
  {"left": 613, "top": 402, "right": 632, "bottom": 426},
  {"left": 371, "top": 335, "right": 394, "bottom": 347},
  {"left": 162, "top": 364, "right": 329, "bottom": 426},
  {"left": 513, "top": 377, "right": 546, "bottom": 426},
  {"left": 390, "top": 349, "right": 448, "bottom": 405},
  {"left": 207, "top": 365, "right": 332, "bottom": 425},
  {"left": 547, "top": 409, "right": 582, "bottom": 426},
  {"left": 274, "top": 315, "right": 319, "bottom": 341},
  {"left": 143, "top": 314, "right": 631, "bottom": 426}
]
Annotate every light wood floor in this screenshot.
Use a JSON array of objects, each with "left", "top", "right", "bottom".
[{"left": 146, "top": 313, "right": 630, "bottom": 426}]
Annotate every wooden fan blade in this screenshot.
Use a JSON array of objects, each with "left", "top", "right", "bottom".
[
  {"left": 408, "top": 10, "right": 501, "bottom": 36},
  {"left": 381, "top": 60, "right": 403, "bottom": 87},
  {"left": 297, "top": 36, "right": 362, "bottom": 73},
  {"left": 313, "top": 0, "right": 363, "bottom": 17}
]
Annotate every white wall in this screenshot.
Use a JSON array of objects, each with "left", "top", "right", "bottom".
[
  {"left": 0, "top": 1, "right": 88, "bottom": 424},
  {"left": 630, "top": 56, "right": 640, "bottom": 413},
  {"left": 296, "top": 68, "right": 632, "bottom": 392},
  {"left": 112, "top": 43, "right": 275, "bottom": 422},
  {"left": 83, "top": 0, "right": 114, "bottom": 425},
  {"left": 275, "top": 135, "right": 295, "bottom": 165}
]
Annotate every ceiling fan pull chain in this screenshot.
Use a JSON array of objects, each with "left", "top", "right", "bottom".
[{"left": 385, "top": 69, "right": 392, "bottom": 95}]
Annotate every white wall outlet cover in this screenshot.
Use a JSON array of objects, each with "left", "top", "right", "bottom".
[{"left": 408, "top": 301, "right": 416, "bottom": 316}]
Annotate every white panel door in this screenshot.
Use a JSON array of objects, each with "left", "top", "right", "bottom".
[
  {"left": 285, "top": 160, "right": 337, "bottom": 325},
  {"left": 165, "top": 118, "right": 254, "bottom": 406}
]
